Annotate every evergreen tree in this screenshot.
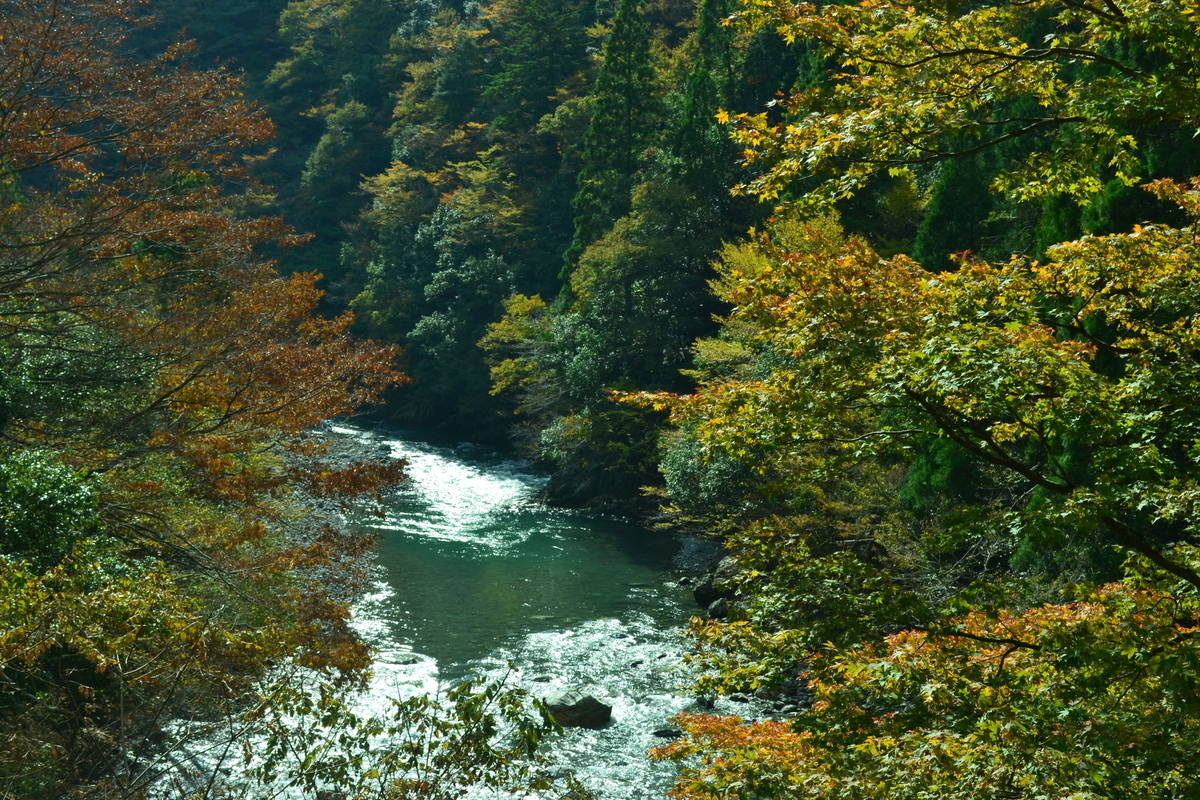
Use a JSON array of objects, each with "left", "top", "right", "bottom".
[
  {"left": 694, "top": 0, "right": 733, "bottom": 93},
  {"left": 912, "top": 152, "right": 997, "bottom": 271},
  {"left": 482, "top": 0, "right": 591, "bottom": 294},
  {"left": 667, "top": 0, "right": 736, "bottom": 205},
  {"left": 1080, "top": 127, "right": 1200, "bottom": 236},
  {"left": 432, "top": 21, "right": 486, "bottom": 127},
  {"left": 484, "top": 0, "right": 588, "bottom": 136},
  {"left": 1034, "top": 193, "right": 1083, "bottom": 258},
  {"left": 565, "top": 0, "right": 659, "bottom": 266}
]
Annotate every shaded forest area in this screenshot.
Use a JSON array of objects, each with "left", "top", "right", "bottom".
[{"left": 146, "top": 0, "right": 811, "bottom": 506}]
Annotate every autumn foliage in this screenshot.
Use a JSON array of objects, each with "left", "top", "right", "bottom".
[
  {"left": 724, "top": 0, "right": 1200, "bottom": 207},
  {"left": 627, "top": 0, "right": 1200, "bottom": 785},
  {"left": 632, "top": 188, "right": 1200, "bottom": 796},
  {"left": 0, "top": 1, "right": 405, "bottom": 796},
  {"left": 658, "top": 583, "right": 1200, "bottom": 799}
]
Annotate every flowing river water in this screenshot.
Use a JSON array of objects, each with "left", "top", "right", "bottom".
[{"left": 333, "top": 423, "right": 707, "bottom": 798}]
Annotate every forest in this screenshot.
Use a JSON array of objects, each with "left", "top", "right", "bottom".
[{"left": 4, "top": 0, "right": 1200, "bottom": 796}]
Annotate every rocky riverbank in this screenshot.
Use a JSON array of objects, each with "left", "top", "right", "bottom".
[
  {"left": 670, "top": 534, "right": 817, "bottom": 716},
  {"left": 286, "top": 421, "right": 403, "bottom": 604}
]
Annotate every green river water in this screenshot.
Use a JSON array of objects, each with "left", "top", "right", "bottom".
[{"left": 335, "top": 424, "right": 707, "bottom": 798}]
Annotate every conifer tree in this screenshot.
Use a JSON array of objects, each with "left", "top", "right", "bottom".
[
  {"left": 668, "top": 0, "right": 734, "bottom": 199},
  {"left": 565, "top": 0, "right": 658, "bottom": 266},
  {"left": 912, "top": 152, "right": 996, "bottom": 271},
  {"left": 695, "top": 0, "right": 733, "bottom": 93},
  {"left": 484, "top": 0, "right": 588, "bottom": 136}
]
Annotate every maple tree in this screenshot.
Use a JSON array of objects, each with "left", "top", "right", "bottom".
[
  {"left": 625, "top": 1, "right": 1200, "bottom": 790},
  {"left": 646, "top": 181, "right": 1200, "bottom": 591},
  {"left": 0, "top": 1, "right": 407, "bottom": 795},
  {"left": 250, "top": 674, "right": 587, "bottom": 800},
  {"left": 656, "top": 577, "right": 1200, "bottom": 799},
  {"left": 630, "top": 180, "right": 1200, "bottom": 798},
  {"left": 724, "top": 0, "right": 1200, "bottom": 209}
]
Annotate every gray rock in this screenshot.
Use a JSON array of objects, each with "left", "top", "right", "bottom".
[
  {"left": 713, "top": 556, "right": 740, "bottom": 585},
  {"left": 693, "top": 578, "right": 722, "bottom": 609},
  {"left": 672, "top": 535, "right": 726, "bottom": 575},
  {"left": 694, "top": 555, "right": 742, "bottom": 608},
  {"left": 544, "top": 689, "right": 612, "bottom": 729},
  {"left": 755, "top": 685, "right": 785, "bottom": 701},
  {"left": 653, "top": 728, "right": 683, "bottom": 739},
  {"left": 707, "top": 597, "right": 729, "bottom": 619}
]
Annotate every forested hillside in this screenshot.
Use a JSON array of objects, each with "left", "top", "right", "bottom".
[
  {"left": 187, "top": 0, "right": 1200, "bottom": 514},
  {"left": 167, "top": 0, "right": 812, "bottom": 507}
]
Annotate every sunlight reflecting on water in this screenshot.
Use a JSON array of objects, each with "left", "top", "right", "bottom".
[{"left": 334, "top": 424, "right": 698, "bottom": 798}]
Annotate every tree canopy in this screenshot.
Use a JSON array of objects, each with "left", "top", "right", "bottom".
[{"left": 725, "top": 0, "right": 1200, "bottom": 208}]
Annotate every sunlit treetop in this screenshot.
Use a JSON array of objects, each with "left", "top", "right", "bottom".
[{"left": 723, "top": 0, "right": 1200, "bottom": 208}]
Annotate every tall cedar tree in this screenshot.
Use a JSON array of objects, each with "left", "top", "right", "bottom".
[
  {"left": 484, "top": 0, "right": 588, "bottom": 137},
  {"left": 565, "top": 0, "right": 658, "bottom": 267},
  {"left": 668, "top": 0, "right": 734, "bottom": 194}
]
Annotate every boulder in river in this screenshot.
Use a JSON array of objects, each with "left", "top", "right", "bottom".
[
  {"left": 544, "top": 689, "right": 612, "bottom": 729},
  {"left": 672, "top": 535, "right": 726, "bottom": 575},
  {"left": 692, "top": 576, "right": 724, "bottom": 608}
]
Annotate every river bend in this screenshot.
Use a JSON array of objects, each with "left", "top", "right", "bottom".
[{"left": 336, "top": 424, "right": 699, "bottom": 798}]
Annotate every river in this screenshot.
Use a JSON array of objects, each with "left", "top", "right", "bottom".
[{"left": 333, "top": 423, "right": 702, "bottom": 799}]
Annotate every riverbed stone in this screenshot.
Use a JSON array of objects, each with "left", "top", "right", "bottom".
[
  {"left": 707, "top": 597, "right": 729, "bottom": 619},
  {"left": 544, "top": 689, "right": 612, "bottom": 729},
  {"left": 713, "top": 555, "right": 740, "bottom": 584},
  {"left": 755, "top": 684, "right": 783, "bottom": 701},
  {"left": 672, "top": 535, "right": 726, "bottom": 575},
  {"left": 693, "top": 555, "right": 741, "bottom": 608},
  {"left": 693, "top": 575, "right": 725, "bottom": 608}
]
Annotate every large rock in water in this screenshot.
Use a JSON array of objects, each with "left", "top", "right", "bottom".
[{"left": 544, "top": 689, "right": 612, "bottom": 729}]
